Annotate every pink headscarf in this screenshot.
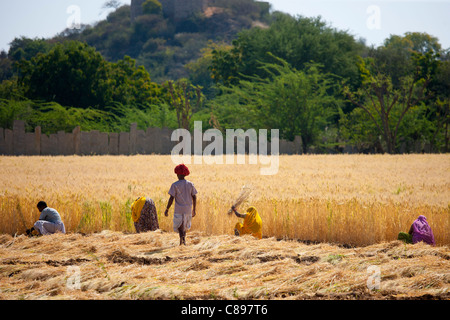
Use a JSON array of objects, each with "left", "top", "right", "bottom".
[{"left": 412, "top": 215, "right": 435, "bottom": 246}]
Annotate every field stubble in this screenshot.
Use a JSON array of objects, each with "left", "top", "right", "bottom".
[{"left": 0, "top": 231, "right": 448, "bottom": 300}]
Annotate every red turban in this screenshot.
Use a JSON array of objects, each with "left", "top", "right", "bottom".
[{"left": 174, "top": 164, "right": 190, "bottom": 176}]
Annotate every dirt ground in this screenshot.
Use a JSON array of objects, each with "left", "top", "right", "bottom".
[{"left": 0, "top": 230, "right": 448, "bottom": 300}]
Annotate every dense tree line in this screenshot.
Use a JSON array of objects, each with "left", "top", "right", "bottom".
[
  {"left": 0, "top": 1, "right": 448, "bottom": 152},
  {"left": 206, "top": 13, "right": 449, "bottom": 153}
]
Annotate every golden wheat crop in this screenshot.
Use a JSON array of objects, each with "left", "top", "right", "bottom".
[{"left": 0, "top": 154, "right": 449, "bottom": 246}]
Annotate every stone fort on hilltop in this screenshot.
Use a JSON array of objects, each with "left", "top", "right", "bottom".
[{"left": 131, "top": 0, "right": 209, "bottom": 21}]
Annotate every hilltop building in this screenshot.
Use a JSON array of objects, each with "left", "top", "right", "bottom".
[{"left": 131, "top": 0, "right": 208, "bottom": 22}]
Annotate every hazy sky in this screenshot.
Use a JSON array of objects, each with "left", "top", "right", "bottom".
[{"left": 1, "top": 0, "right": 449, "bottom": 53}]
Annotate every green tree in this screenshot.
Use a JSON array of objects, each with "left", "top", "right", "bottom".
[
  {"left": 210, "top": 43, "right": 242, "bottom": 87},
  {"left": 210, "top": 13, "right": 364, "bottom": 87},
  {"left": 186, "top": 41, "right": 231, "bottom": 97},
  {"left": 142, "top": 0, "right": 162, "bottom": 15},
  {"left": 164, "top": 79, "right": 204, "bottom": 130},
  {"left": 427, "top": 56, "right": 450, "bottom": 152},
  {"left": 369, "top": 32, "right": 443, "bottom": 87},
  {"left": 8, "top": 37, "right": 53, "bottom": 63},
  {"left": 0, "top": 99, "right": 115, "bottom": 133},
  {"left": 17, "top": 41, "right": 161, "bottom": 110},
  {"left": 212, "top": 57, "right": 338, "bottom": 152},
  {"left": 108, "top": 55, "right": 161, "bottom": 107},
  {"left": 351, "top": 32, "right": 448, "bottom": 153},
  {"left": 343, "top": 51, "right": 440, "bottom": 154},
  {"left": 0, "top": 51, "right": 13, "bottom": 81},
  {"left": 0, "top": 77, "right": 25, "bottom": 100},
  {"left": 18, "top": 41, "right": 110, "bottom": 109}
]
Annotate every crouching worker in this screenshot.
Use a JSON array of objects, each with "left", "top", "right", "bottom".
[
  {"left": 231, "top": 206, "right": 262, "bottom": 239},
  {"left": 398, "top": 215, "right": 435, "bottom": 246},
  {"left": 131, "top": 196, "right": 159, "bottom": 233},
  {"left": 26, "top": 201, "right": 66, "bottom": 236}
]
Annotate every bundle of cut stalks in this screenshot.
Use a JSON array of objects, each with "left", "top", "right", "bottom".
[{"left": 227, "top": 185, "right": 253, "bottom": 215}]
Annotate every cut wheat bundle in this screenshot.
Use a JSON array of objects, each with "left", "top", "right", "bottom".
[{"left": 227, "top": 185, "right": 253, "bottom": 215}]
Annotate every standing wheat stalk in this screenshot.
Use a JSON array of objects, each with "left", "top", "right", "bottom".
[{"left": 16, "top": 201, "right": 28, "bottom": 233}]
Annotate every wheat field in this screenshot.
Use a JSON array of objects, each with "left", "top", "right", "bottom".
[
  {"left": 0, "top": 154, "right": 449, "bottom": 246},
  {"left": 1, "top": 154, "right": 449, "bottom": 300}
]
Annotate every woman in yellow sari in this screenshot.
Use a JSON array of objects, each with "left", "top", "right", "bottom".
[
  {"left": 131, "top": 197, "right": 159, "bottom": 233},
  {"left": 231, "top": 206, "right": 262, "bottom": 239}
]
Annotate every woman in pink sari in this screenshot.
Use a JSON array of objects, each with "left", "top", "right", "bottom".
[{"left": 398, "top": 215, "right": 435, "bottom": 246}]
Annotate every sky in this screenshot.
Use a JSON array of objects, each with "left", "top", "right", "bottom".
[{"left": 1, "top": 0, "right": 449, "bottom": 53}]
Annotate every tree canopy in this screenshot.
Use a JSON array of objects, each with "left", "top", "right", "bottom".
[
  {"left": 210, "top": 13, "right": 365, "bottom": 86},
  {"left": 0, "top": 1, "right": 448, "bottom": 153},
  {"left": 17, "top": 41, "right": 161, "bottom": 110}
]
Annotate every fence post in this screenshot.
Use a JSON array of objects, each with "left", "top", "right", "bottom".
[
  {"left": 119, "top": 132, "right": 130, "bottom": 155},
  {"left": 0, "top": 128, "right": 5, "bottom": 155},
  {"left": 13, "top": 120, "right": 26, "bottom": 155},
  {"left": 73, "top": 126, "right": 81, "bottom": 155},
  {"left": 35, "top": 126, "right": 41, "bottom": 155},
  {"left": 130, "top": 123, "right": 137, "bottom": 155},
  {"left": 108, "top": 132, "right": 119, "bottom": 155}
]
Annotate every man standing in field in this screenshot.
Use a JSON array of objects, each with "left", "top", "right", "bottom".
[{"left": 165, "top": 164, "right": 197, "bottom": 245}]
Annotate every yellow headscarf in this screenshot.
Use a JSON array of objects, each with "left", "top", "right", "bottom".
[
  {"left": 235, "top": 206, "right": 262, "bottom": 239},
  {"left": 131, "top": 197, "right": 146, "bottom": 222}
]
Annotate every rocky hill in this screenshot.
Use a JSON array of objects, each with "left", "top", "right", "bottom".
[{"left": 56, "top": 0, "right": 272, "bottom": 83}]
